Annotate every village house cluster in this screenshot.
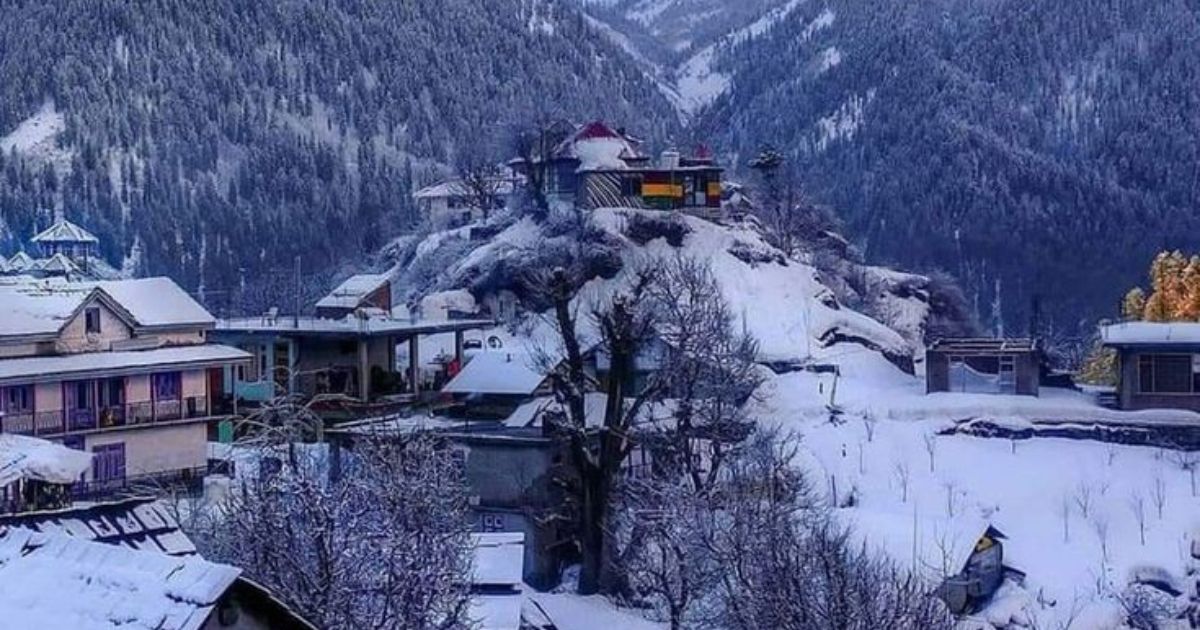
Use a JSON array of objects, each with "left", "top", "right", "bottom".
[{"left": 1, "top": 121, "right": 1199, "bottom": 628}]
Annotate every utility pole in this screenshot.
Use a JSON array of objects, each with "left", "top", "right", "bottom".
[{"left": 293, "top": 255, "right": 301, "bottom": 328}]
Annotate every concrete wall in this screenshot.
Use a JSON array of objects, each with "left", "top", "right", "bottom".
[
  {"left": 182, "top": 369, "right": 207, "bottom": 398},
  {"left": 82, "top": 422, "right": 207, "bottom": 479},
  {"left": 35, "top": 382, "right": 62, "bottom": 411},
  {"left": 55, "top": 300, "right": 133, "bottom": 354}
]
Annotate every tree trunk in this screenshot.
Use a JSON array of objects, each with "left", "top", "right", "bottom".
[{"left": 577, "top": 469, "right": 607, "bottom": 595}]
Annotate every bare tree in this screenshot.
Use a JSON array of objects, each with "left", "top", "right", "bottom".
[
  {"left": 747, "top": 145, "right": 840, "bottom": 260},
  {"left": 527, "top": 261, "right": 663, "bottom": 595},
  {"left": 1091, "top": 513, "right": 1111, "bottom": 562},
  {"left": 1073, "top": 482, "right": 1093, "bottom": 519},
  {"left": 455, "top": 151, "right": 506, "bottom": 222},
  {"left": 1129, "top": 491, "right": 1148, "bottom": 546},
  {"left": 923, "top": 433, "right": 938, "bottom": 472},
  {"left": 1151, "top": 475, "right": 1168, "bottom": 519},
  {"left": 894, "top": 460, "right": 911, "bottom": 503},
  {"left": 189, "top": 415, "right": 474, "bottom": 629}
]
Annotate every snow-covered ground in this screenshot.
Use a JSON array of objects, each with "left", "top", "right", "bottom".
[
  {"left": 398, "top": 205, "right": 1199, "bottom": 628},
  {"left": 751, "top": 355, "right": 1200, "bottom": 628}
]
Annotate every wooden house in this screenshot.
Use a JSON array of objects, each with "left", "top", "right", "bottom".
[
  {"left": 926, "top": 338, "right": 1041, "bottom": 396},
  {"left": 509, "top": 121, "right": 724, "bottom": 218},
  {"left": 31, "top": 218, "right": 99, "bottom": 274},
  {"left": 1101, "top": 322, "right": 1200, "bottom": 412}
]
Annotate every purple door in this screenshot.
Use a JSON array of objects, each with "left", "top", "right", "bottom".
[{"left": 92, "top": 443, "right": 126, "bottom": 484}]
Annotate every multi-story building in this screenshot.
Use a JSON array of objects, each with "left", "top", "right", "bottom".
[{"left": 0, "top": 276, "right": 249, "bottom": 497}]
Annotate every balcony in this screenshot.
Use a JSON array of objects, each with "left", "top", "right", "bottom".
[
  {"left": 0, "top": 396, "right": 212, "bottom": 438},
  {"left": 0, "top": 412, "right": 34, "bottom": 435}
]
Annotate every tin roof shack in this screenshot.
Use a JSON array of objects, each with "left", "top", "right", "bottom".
[
  {"left": 934, "top": 525, "right": 1009, "bottom": 615},
  {"left": 314, "top": 274, "right": 393, "bottom": 320},
  {"left": 1101, "top": 322, "right": 1200, "bottom": 413},
  {"left": 926, "top": 338, "right": 1041, "bottom": 396}
]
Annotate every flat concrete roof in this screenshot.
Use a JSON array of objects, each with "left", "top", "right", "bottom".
[{"left": 215, "top": 316, "right": 494, "bottom": 339}]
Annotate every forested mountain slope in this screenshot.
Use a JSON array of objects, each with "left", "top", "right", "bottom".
[
  {"left": 0, "top": 0, "right": 678, "bottom": 309},
  {"left": 694, "top": 0, "right": 1200, "bottom": 334}
]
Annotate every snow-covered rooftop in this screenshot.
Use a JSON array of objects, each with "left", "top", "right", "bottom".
[
  {"left": 315, "top": 273, "right": 391, "bottom": 310},
  {"left": 217, "top": 315, "right": 494, "bottom": 338},
  {"left": 33, "top": 252, "right": 81, "bottom": 275},
  {"left": 551, "top": 121, "right": 645, "bottom": 172},
  {"left": 0, "top": 344, "right": 250, "bottom": 385},
  {"left": 30, "top": 218, "right": 99, "bottom": 244},
  {"left": 472, "top": 532, "right": 524, "bottom": 586},
  {"left": 0, "top": 434, "right": 92, "bottom": 486},
  {"left": 0, "top": 277, "right": 216, "bottom": 339},
  {"left": 0, "top": 527, "right": 239, "bottom": 630},
  {"left": 442, "top": 352, "right": 547, "bottom": 396},
  {"left": 469, "top": 532, "right": 525, "bottom": 630},
  {"left": 7, "top": 251, "right": 35, "bottom": 271},
  {"left": 1100, "top": 321, "right": 1200, "bottom": 346},
  {"left": 413, "top": 178, "right": 516, "bottom": 200}
]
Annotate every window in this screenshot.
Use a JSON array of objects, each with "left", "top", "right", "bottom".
[
  {"left": 1137, "top": 354, "right": 1195, "bottom": 394},
  {"left": 84, "top": 307, "right": 101, "bottom": 334},
  {"left": 2, "top": 385, "right": 33, "bottom": 413},
  {"left": 153, "top": 372, "right": 182, "bottom": 400},
  {"left": 71, "top": 381, "right": 94, "bottom": 409}
]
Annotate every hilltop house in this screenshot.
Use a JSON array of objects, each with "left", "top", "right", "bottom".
[
  {"left": 413, "top": 176, "right": 516, "bottom": 228},
  {"left": 509, "top": 120, "right": 724, "bottom": 218},
  {"left": 31, "top": 218, "right": 99, "bottom": 269},
  {"left": 1100, "top": 322, "right": 1200, "bottom": 412},
  {"left": 0, "top": 277, "right": 250, "bottom": 497}
]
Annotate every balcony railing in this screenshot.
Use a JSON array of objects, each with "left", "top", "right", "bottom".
[
  {"left": 70, "top": 466, "right": 207, "bottom": 503},
  {"left": 0, "top": 396, "right": 213, "bottom": 437},
  {"left": 35, "top": 411, "right": 64, "bottom": 434},
  {"left": 1, "top": 412, "right": 34, "bottom": 435}
]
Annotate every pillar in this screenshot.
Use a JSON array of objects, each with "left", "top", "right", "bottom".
[
  {"left": 358, "top": 339, "right": 371, "bottom": 402},
  {"left": 454, "top": 330, "right": 465, "bottom": 365},
  {"left": 409, "top": 335, "right": 421, "bottom": 396}
]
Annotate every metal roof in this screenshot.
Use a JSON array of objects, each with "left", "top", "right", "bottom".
[
  {"left": 927, "top": 338, "right": 1039, "bottom": 353},
  {"left": 216, "top": 315, "right": 494, "bottom": 339}
]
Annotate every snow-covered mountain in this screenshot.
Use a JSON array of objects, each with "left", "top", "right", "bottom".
[{"left": 576, "top": 0, "right": 801, "bottom": 116}]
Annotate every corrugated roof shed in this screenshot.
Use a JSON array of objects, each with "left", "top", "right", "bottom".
[{"left": 442, "top": 352, "right": 547, "bottom": 396}]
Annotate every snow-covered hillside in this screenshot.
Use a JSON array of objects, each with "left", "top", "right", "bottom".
[{"left": 388, "top": 207, "right": 1199, "bottom": 628}]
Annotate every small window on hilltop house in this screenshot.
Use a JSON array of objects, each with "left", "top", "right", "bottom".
[{"left": 85, "top": 307, "right": 102, "bottom": 335}]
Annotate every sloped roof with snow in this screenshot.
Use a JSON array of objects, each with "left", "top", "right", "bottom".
[
  {"left": 0, "top": 527, "right": 239, "bottom": 630},
  {"left": 0, "top": 434, "right": 93, "bottom": 486},
  {"left": 0, "top": 344, "right": 251, "bottom": 385},
  {"left": 31, "top": 218, "right": 99, "bottom": 244},
  {"left": 551, "top": 121, "right": 645, "bottom": 172},
  {"left": 1100, "top": 321, "right": 1200, "bottom": 346},
  {"left": 413, "top": 178, "right": 516, "bottom": 200},
  {"left": 442, "top": 352, "right": 547, "bottom": 396},
  {"left": 470, "top": 533, "right": 524, "bottom": 630},
  {"left": 33, "top": 252, "right": 81, "bottom": 275},
  {"left": 316, "top": 273, "right": 391, "bottom": 310},
  {"left": 94, "top": 278, "right": 215, "bottom": 328},
  {"left": 0, "top": 497, "right": 198, "bottom": 557},
  {"left": 8, "top": 251, "right": 35, "bottom": 271},
  {"left": 0, "top": 277, "right": 215, "bottom": 339}
]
